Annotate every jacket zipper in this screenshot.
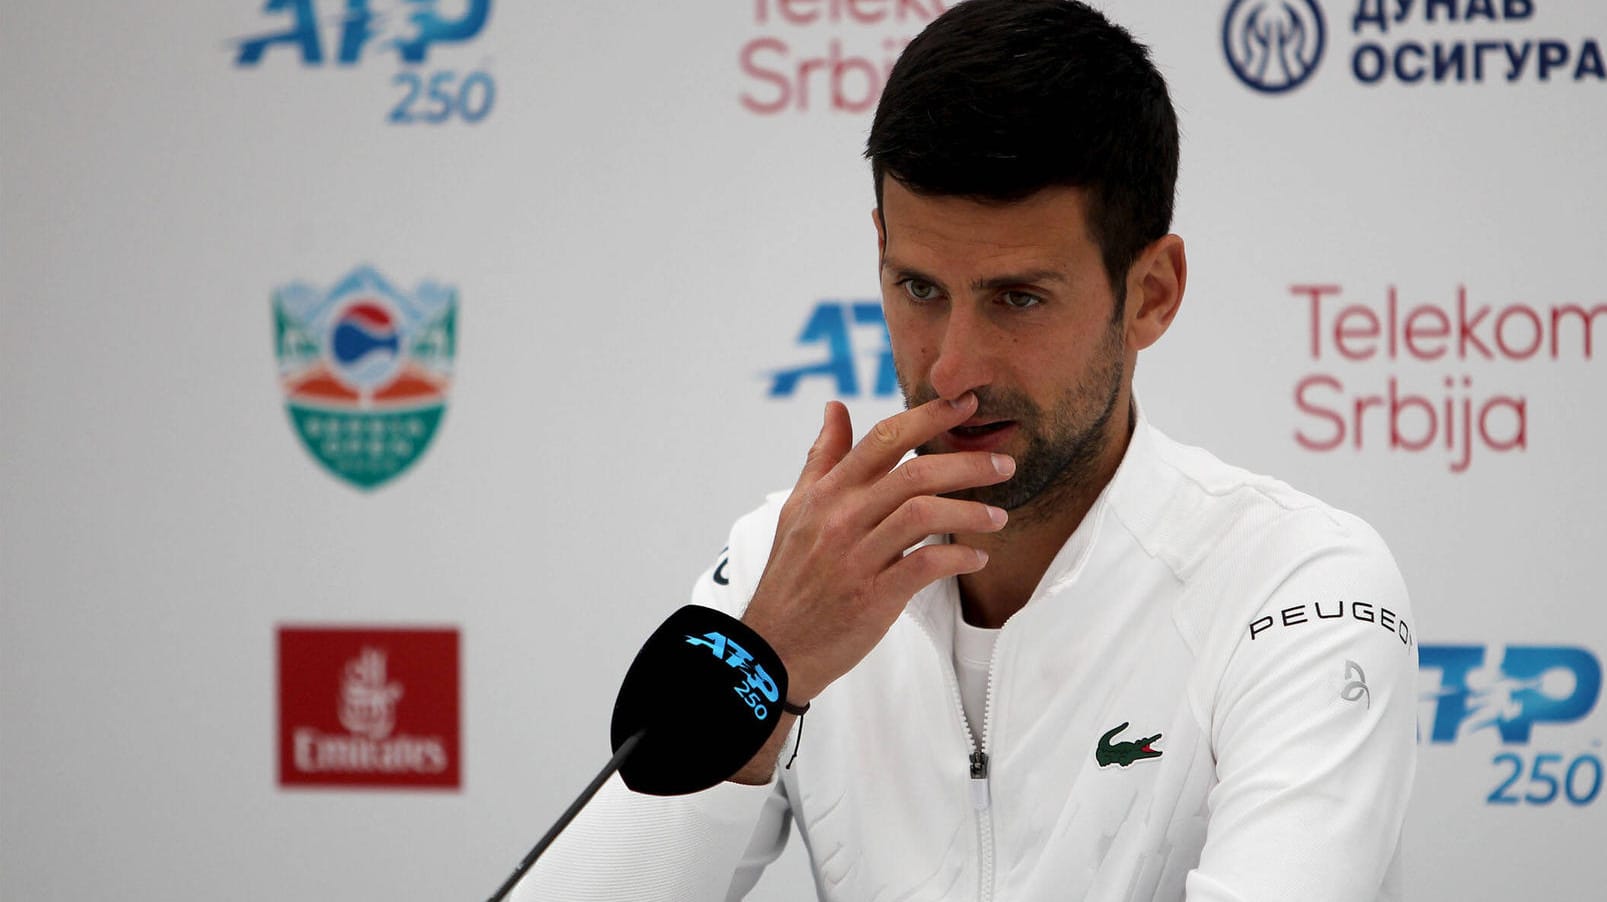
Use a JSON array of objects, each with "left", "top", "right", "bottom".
[
  {"left": 975, "top": 639, "right": 999, "bottom": 902},
  {"left": 915, "top": 610, "right": 998, "bottom": 902},
  {"left": 970, "top": 747, "right": 994, "bottom": 902}
]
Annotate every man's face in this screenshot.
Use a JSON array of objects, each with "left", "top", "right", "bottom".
[{"left": 876, "top": 179, "right": 1131, "bottom": 514}]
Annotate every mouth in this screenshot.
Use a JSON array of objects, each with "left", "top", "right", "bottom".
[
  {"left": 950, "top": 419, "right": 1013, "bottom": 438},
  {"left": 938, "top": 419, "right": 1019, "bottom": 453}
]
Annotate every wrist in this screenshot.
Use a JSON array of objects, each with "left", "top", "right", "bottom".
[
  {"left": 728, "top": 710, "right": 798, "bottom": 785},
  {"left": 739, "top": 609, "right": 821, "bottom": 704}
]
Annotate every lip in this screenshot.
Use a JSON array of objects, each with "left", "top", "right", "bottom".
[{"left": 941, "top": 420, "right": 1018, "bottom": 454}]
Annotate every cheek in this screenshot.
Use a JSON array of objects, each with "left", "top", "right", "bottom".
[
  {"left": 887, "top": 340, "right": 928, "bottom": 389},
  {"left": 882, "top": 310, "right": 933, "bottom": 372}
]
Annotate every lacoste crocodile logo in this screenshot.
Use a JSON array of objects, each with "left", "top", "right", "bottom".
[{"left": 1096, "top": 722, "right": 1163, "bottom": 767}]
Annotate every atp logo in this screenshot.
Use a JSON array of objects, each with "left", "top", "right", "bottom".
[
  {"left": 235, "top": 0, "right": 489, "bottom": 65},
  {"left": 1222, "top": 0, "right": 1327, "bottom": 94},
  {"left": 768, "top": 301, "right": 897, "bottom": 400},
  {"left": 233, "top": 1, "right": 497, "bottom": 124},
  {"left": 272, "top": 265, "right": 457, "bottom": 490},
  {"left": 1420, "top": 643, "right": 1604, "bottom": 807},
  {"left": 686, "top": 631, "right": 781, "bottom": 721},
  {"left": 1420, "top": 645, "right": 1602, "bottom": 745}
]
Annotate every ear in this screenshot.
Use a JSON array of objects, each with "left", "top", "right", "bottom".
[
  {"left": 872, "top": 207, "right": 886, "bottom": 259},
  {"left": 1124, "top": 234, "right": 1186, "bottom": 352}
]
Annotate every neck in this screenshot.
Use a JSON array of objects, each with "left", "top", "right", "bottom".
[{"left": 955, "top": 399, "right": 1134, "bottom": 629}]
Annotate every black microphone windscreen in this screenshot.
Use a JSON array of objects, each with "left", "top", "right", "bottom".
[{"left": 611, "top": 605, "right": 791, "bottom": 795}]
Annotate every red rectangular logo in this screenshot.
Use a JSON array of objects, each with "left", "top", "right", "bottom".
[{"left": 277, "top": 626, "right": 460, "bottom": 790}]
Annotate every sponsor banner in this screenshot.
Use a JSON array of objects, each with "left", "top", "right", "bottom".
[
  {"left": 1283, "top": 283, "right": 1603, "bottom": 473},
  {"left": 277, "top": 625, "right": 461, "bottom": 790},
  {"left": 231, "top": 0, "right": 497, "bottom": 125},
  {"left": 1419, "top": 642, "right": 1603, "bottom": 806},
  {"left": 272, "top": 265, "right": 457, "bottom": 490},
  {"left": 738, "top": 0, "right": 949, "bottom": 115},
  {"left": 1222, "top": 0, "right": 1606, "bottom": 93}
]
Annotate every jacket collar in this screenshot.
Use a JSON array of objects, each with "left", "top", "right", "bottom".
[{"left": 907, "top": 400, "right": 1167, "bottom": 635}]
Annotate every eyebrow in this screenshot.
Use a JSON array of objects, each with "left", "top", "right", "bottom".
[
  {"left": 882, "top": 260, "right": 1070, "bottom": 292},
  {"left": 969, "top": 269, "right": 1069, "bottom": 291}
]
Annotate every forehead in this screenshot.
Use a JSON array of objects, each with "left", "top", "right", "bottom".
[{"left": 879, "top": 179, "right": 1099, "bottom": 272}]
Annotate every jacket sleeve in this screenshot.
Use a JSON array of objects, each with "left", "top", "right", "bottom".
[
  {"left": 1186, "top": 516, "right": 1417, "bottom": 902},
  {"left": 508, "top": 772, "right": 792, "bottom": 901},
  {"left": 510, "top": 503, "right": 796, "bottom": 901}
]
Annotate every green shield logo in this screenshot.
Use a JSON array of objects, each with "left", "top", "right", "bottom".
[{"left": 273, "top": 266, "right": 457, "bottom": 490}]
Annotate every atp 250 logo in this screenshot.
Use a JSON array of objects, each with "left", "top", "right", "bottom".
[
  {"left": 233, "top": 0, "right": 495, "bottom": 125},
  {"left": 1420, "top": 644, "right": 1604, "bottom": 806},
  {"left": 685, "top": 630, "right": 782, "bottom": 721}
]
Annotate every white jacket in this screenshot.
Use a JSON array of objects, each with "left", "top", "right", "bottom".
[{"left": 517, "top": 416, "right": 1417, "bottom": 901}]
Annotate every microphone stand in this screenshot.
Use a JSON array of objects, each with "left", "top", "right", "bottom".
[{"left": 484, "top": 728, "right": 647, "bottom": 902}]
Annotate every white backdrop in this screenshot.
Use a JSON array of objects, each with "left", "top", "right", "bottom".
[{"left": 2, "top": 1, "right": 1603, "bottom": 900}]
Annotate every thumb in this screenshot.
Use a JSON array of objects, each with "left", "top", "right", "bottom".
[{"left": 797, "top": 401, "right": 852, "bottom": 488}]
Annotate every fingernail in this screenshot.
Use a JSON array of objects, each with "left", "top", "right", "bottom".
[
  {"left": 948, "top": 393, "right": 974, "bottom": 411},
  {"left": 974, "top": 548, "right": 989, "bottom": 567},
  {"left": 991, "top": 454, "right": 1015, "bottom": 476},
  {"left": 987, "top": 506, "right": 1007, "bottom": 527}
]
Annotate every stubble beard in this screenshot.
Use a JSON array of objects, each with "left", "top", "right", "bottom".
[{"left": 904, "top": 321, "right": 1127, "bottom": 519}]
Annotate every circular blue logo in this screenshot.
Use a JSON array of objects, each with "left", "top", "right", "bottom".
[{"left": 1222, "top": 0, "right": 1327, "bottom": 94}]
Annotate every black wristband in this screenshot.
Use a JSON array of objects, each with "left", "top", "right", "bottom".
[{"left": 783, "top": 699, "right": 809, "bottom": 770}]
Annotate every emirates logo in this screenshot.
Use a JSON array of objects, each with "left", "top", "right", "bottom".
[
  {"left": 278, "top": 626, "right": 460, "bottom": 790},
  {"left": 339, "top": 648, "right": 404, "bottom": 740}
]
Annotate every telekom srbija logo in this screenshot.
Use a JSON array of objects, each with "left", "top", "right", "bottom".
[{"left": 278, "top": 626, "right": 460, "bottom": 789}]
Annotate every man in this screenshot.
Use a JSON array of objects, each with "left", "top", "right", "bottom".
[{"left": 518, "top": 1, "right": 1415, "bottom": 899}]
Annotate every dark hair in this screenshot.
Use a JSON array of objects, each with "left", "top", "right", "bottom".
[{"left": 866, "top": 0, "right": 1179, "bottom": 299}]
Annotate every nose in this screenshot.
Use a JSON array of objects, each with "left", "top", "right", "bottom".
[{"left": 927, "top": 303, "right": 993, "bottom": 402}]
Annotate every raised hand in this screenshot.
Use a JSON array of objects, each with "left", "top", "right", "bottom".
[{"left": 741, "top": 392, "right": 1016, "bottom": 708}]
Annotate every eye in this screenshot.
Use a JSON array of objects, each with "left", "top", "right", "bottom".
[
  {"left": 900, "top": 279, "right": 941, "bottom": 302},
  {"left": 1001, "top": 291, "right": 1042, "bottom": 310}
]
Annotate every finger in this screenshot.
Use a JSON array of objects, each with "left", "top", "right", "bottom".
[
  {"left": 859, "top": 451, "right": 1015, "bottom": 525},
  {"left": 796, "top": 401, "right": 853, "bottom": 491},
  {"left": 870, "top": 542, "right": 990, "bottom": 613},
  {"left": 832, "top": 393, "right": 978, "bottom": 487},
  {"left": 859, "top": 496, "right": 1006, "bottom": 568}
]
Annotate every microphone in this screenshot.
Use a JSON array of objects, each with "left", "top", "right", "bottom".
[
  {"left": 611, "top": 604, "right": 794, "bottom": 795},
  {"left": 484, "top": 605, "right": 797, "bottom": 901}
]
